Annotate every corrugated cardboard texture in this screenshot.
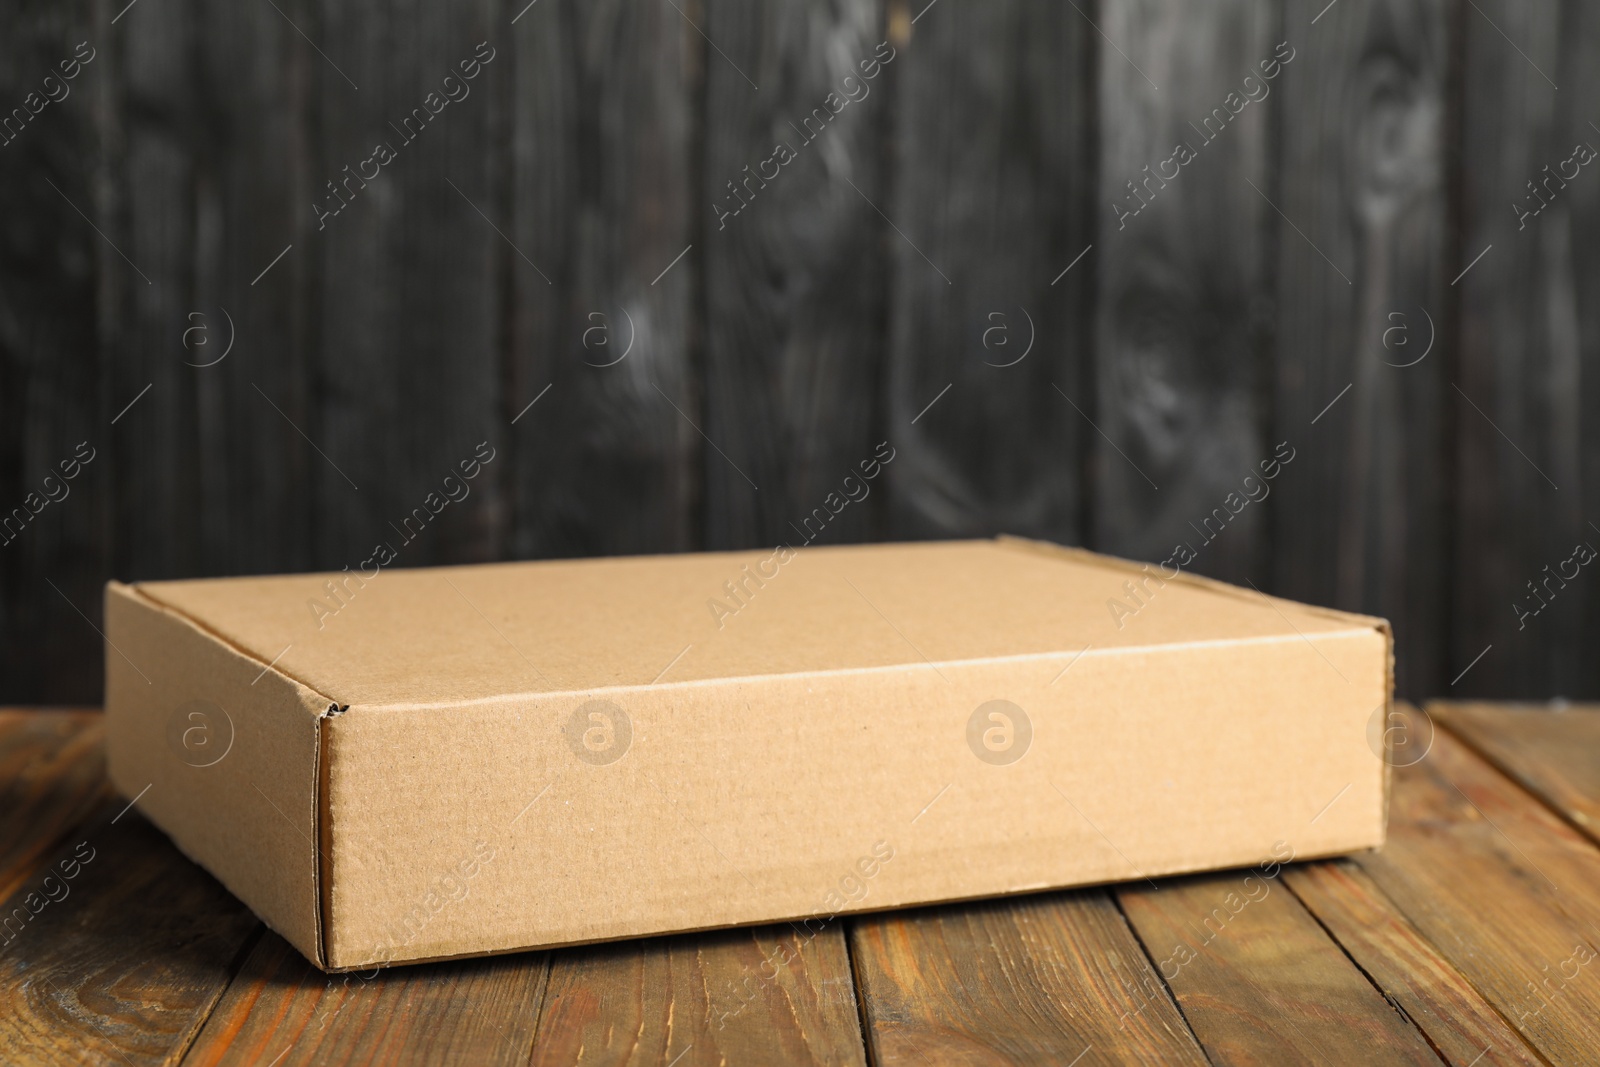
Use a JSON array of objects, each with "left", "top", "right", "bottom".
[
  {"left": 104, "top": 583, "right": 334, "bottom": 965},
  {"left": 108, "top": 538, "right": 1391, "bottom": 970}
]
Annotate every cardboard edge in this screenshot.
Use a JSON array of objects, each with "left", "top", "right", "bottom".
[
  {"left": 992, "top": 534, "right": 1391, "bottom": 632},
  {"left": 993, "top": 535, "right": 1394, "bottom": 848},
  {"left": 105, "top": 580, "right": 340, "bottom": 968},
  {"left": 320, "top": 839, "right": 1387, "bottom": 974}
]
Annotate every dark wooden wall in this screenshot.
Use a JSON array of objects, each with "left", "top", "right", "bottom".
[{"left": 0, "top": 0, "right": 1593, "bottom": 704}]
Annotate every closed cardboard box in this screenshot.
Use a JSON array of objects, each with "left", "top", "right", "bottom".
[{"left": 104, "top": 537, "right": 1390, "bottom": 971}]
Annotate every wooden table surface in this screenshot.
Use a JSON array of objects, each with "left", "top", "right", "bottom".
[{"left": 3, "top": 701, "right": 1598, "bottom": 1066}]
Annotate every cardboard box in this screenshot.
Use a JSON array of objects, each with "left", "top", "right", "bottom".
[{"left": 104, "top": 537, "right": 1391, "bottom": 971}]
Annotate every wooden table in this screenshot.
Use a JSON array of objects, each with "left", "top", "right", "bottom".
[{"left": 3, "top": 702, "right": 1598, "bottom": 1065}]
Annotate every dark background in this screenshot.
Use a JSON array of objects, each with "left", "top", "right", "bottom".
[{"left": 0, "top": 0, "right": 1594, "bottom": 705}]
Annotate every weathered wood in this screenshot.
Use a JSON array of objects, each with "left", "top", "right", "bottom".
[
  {"left": 849, "top": 891, "right": 1208, "bottom": 1065},
  {"left": 313, "top": 0, "right": 506, "bottom": 571},
  {"left": 0, "top": 807, "right": 259, "bottom": 1067},
  {"left": 182, "top": 933, "right": 547, "bottom": 1067},
  {"left": 0, "top": 0, "right": 109, "bottom": 704},
  {"left": 0, "top": 710, "right": 106, "bottom": 902},
  {"left": 1091, "top": 0, "right": 1271, "bottom": 584},
  {"left": 530, "top": 923, "right": 866, "bottom": 1066},
  {"left": 884, "top": 0, "right": 1091, "bottom": 542},
  {"left": 1116, "top": 869, "right": 1440, "bottom": 1064},
  {"left": 1284, "top": 859, "right": 1544, "bottom": 1066},
  {"left": 1452, "top": 0, "right": 1598, "bottom": 698},
  {"left": 1270, "top": 0, "right": 1450, "bottom": 698},
  {"left": 699, "top": 0, "right": 889, "bottom": 551},
  {"left": 1354, "top": 706, "right": 1600, "bottom": 1063},
  {"left": 1432, "top": 700, "right": 1600, "bottom": 841},
  {"left": 506, "top": 0, "right": 699, "bottom": 558},
  {"left": 105, "top": 0, "right": 204, "bottom": 591},
  {"left": 185, "top": 0, "right": 316, "bottom": 580}
]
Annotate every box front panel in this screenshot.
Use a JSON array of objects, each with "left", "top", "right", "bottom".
[{"left": 321, "top": 627, "right": 1387, "bottom": 970}]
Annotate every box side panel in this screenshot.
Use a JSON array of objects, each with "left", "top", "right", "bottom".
[
  {"left": 320, "top": 627, "right": 1388, "bottom": 970},
  {"left": 104, "top": 581, "right": 331, "bottom": 965}
]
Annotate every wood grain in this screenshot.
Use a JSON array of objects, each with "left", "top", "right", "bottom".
[
  {"left": 0, "top": 0, "right": 109, "bottom": 705},
  {"left": 1091, "top": 0, "right": 1270, "bottom": 584},
  {"left": 1431, "top": 700, "right": 1600, "bottom": 841},
  {"left": 182, "top": 932, "right": 547, "bottom": 1067},
  {"left": 1284, "top": 859, "right": 1544, "bottom": 1066},
  {"left": 1452, "top": 0, "right": 1598, "bottom": 698},
  {"left": 699, "top": 0, "right": 888, "bottom": 551},
  {"left": 849, "top": 891, "right": 1207, "bottom": 1065},
  {"left": 506, "top": 0, "right": 700, "bottom": 559},
  {"left": 1270, "top": 0, "right": 1450, "bottom": 698},
  {"left": 0, "top": 807, "right": 259, "bottom": 1067},
  {"left": 884, "top": 0, "right": 1092, "bottom": 543},
  {"left": 105, "top": 0, "right": 205, "bottom": 589},
  {"left": 1355, "top": 706, "right": 1600, "bottom": 1064},
  {"left": 530, "top": 923, "right": 866, "bottom": 1066},
  {"left": 313, "top": 0, "right": 506, "bottom": 569},
  {"left": 1116, "top": 870, "right": 1440, "bottom": 1065},
  {"left": 185, "top": 0, "right": 316, "bottom": 581},
  {"left": 0, "top": 710, "right": 107, "bottom": 903}
]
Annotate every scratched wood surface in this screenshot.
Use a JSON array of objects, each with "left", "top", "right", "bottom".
[{"left": 8, "top": 704, "right": 1600, "bottom": 1063}]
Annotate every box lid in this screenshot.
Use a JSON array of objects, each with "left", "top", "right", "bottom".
[{"left": 129, "top": 537, "right": 1384, "bottom": 708}]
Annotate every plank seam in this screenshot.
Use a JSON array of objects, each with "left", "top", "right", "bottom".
[
  {"left": 840, "top": 920, "right": 880, "bottom": 1067},
  {"left": 1105, "top": 891, "right": 1215, "bottom": 1067},
  {"left": 1432, "top": 713, "right": 1600, "bottom": 851},
  {"left": 1277, "top": 873, "right": 1454, "bottom": 1067},
  {"left": 172, "top": 924, "right": 269, "bottom": 1067}
]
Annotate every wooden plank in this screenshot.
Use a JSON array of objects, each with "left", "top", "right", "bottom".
[
  {"left": 1091, "top": 0, "right": 1271, "bottom": 583},
  {"left": 1284, "top": 860, "right": 1544, "bottom": 1066},
  {"left": 1116, "top": 870, "right": 1440, "bottom": 1064},
  {"left": 530, "top": 924, "right": 866, "bottom": 1066},
  {"left": 1453, "top": 0, "right": 1597, "bottom": 698},
  {"left": 1432, "top": 700, "right": 1600, "bottom": 841},
  {"left": 0, "top": 807, "right": 259, "bottom": 1067},
  {"left": 185, "top": 0, "right": 316, "bottom": 579},
  {"left": 106, "top": 0, "right": 204, "bottom": 591},
  {"left": 849, "top": 891, "right": 1208, "bottom": 1065},
  {"left": 884, "top": 0, "right": 1092, "bottom": 542},
  {"left": 1354, "top": 706, "right": 1600, "bottom": 1064},
  {"left": 0, "top": 710, "right": 107, "bottom": 902},
  {"left": 0, "top": 0, "right": 108, "bottom": 704},
  {"left": 1270, "top": 0, "right": 1450, "bottom": 697},
  {"left": 698, "top": 0, "right": 888, "bottom": 550},
  {"left": 506, "top": 0, "right": 699, "bottom": 558},
  {"left": 312, "top": 0, "right": 505, "bottom": 572},
  {"left": 182, "top": 933, "right": 546, "bottom": 1067}
]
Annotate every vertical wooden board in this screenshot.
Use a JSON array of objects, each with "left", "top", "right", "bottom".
[
  {"left": 699, "top": 0, "right": 889, "bottom": 550},
  {"left": 313, "top": 0, "right": 504, "bottom": 574},
  {"left": 530, "top": 924, "right": 866, "bottom": 1066},
  {"left": 1092, "top": 0, "right": 1272, "bottom": 584},
  {"left": 106, "top": 0, "right": 203, "bottom": 587},
  {"left": 1283, "top": 860, "right": 1544, "bottom": 1067},
  {"left": 1270, "top": 0, "right": 1449, "bottom": 698},
  {"left": 849, "top": 892, "right": 1209, "bottom": 1065},
  {"left": 0, "top": 0, "right": 109, "bottom": 703},
  {"left": 1354, "top": 708, "right": 1600, "bottom": 1063},
  {"left": 0, "top": 810, "right": 259, "bottom": 1067},
  {"left": 506, "top": 0, "right": 699, "bottom": 558},
  {"left": 0, "top": 710, "right": 106, "bottom": 902},
  {"left": 884, "top": 0, "right": 1092, "bottom": 542},
  {"left": 1453, "top": 0, "right": 1594, "bottom": 698},
  {"left": 1116, "top": 871, "right": 1441, "bottom": 1065},
  {"left": 182, "top": 932, "right": 547, "bottom": 1067},
  {"left": 1431, "top": 701, "right": 1600, "bottom": 840},
  {"left": 185, "top": 0, "right": 316, "bottom": 580}
]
